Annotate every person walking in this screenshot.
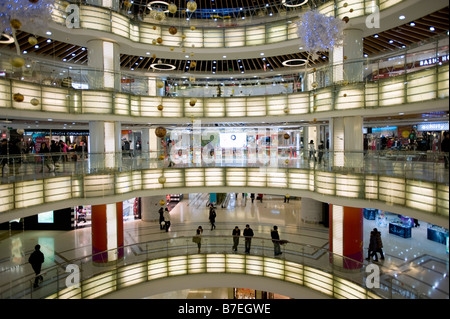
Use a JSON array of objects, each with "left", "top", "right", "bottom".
[
  {"left": 374, "top": 228, "right": 385, "bottom": 260},
  {"left": 39, "top": 142, "right": 53, "bottom": 173},
  {"left": 250, "top": 193, "right": 255, "bottom": 203},
  {"left": 271, "top": 226, "right": 282, "bottom": 256},
  {"left": 243, "top": 224, "right": 254, "bottom": 254},
  {"left": 366, "top": 228, "right": 380, "bottom": 262},
  {"left": 308, "top": 140, "right": 316, "bottom": 162},
  {"left": 50, "top": 140, "right": 61, "bottom": 168},
  {"left": 0, "top": 139, "right": 7, "bottom": 177},
  {"left": 442, "top": 131, "right": 450, "bottom": 168},
  {"left": 158, "top": 206, "right": 165, "bottom": 230},
  {"left": 318, "top": 140, "right": 325, "bottom": 164},
  {"left": 193, "top": 228, "right": 202, "bottom": 253},
  {"left": 163, "top": 207, "right": 171, "bottom": 232},
  {"left": 232, "top": 226, "right": 240, "bottom": 252},
  {"left": 284, "top": 195, "right": 290, "bottom": 203},
  {"left": 28, "top": 244, "right": 44, "bottom": 288},
  {"left": 209, "top": 205, "right": 216, "bottom": 230}
]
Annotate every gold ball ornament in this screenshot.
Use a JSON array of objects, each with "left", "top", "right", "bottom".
[
  {"left": 157, "top": 104, "right": 163, "bottom": 111},
  {"left": 313, "top": 118, "right": 317, "bottom": 122},
  {"left": 10, "top": 56, "right": 25, "bottom": 68},
  {"left": 10, "top": 19, "right": 22, "bottom": 29},
  {"left": 343, "top": 56, "right": 347, "bottom": 60},
  {"left": 158, "top": 176, "right": 166, "bottom": 184},
  {"left": 189, "top": 98, "right": 197, "bottom": 106},
  {"left": 283, "top": 106, "right": 289, "bottom": 114},
  {"left": 158, "top": 154, "right": 165, "bottom": 160},
  {"left": 313, "top": 106, "right": 317, "bottom": 111},
  {"left": 284, "top": 83, "right": 289, "bottom": 88},
  {"left": 181, "top": 35, "right": 186, "bottom": 40},
  {"left": 152, "top": 26, "right": 157, "bottom": 30},
  {"left": 152, "top": 39, "right": 157, "bottom": 45},
  {"left": 170, "top": 47, "right": 174, "bottom": 51},
  {"left": 189, "top": 76, "right": 195, "bottom": 82},
  {"left": 190, "top": 26, "right": 196, "bottom": 31},
  {"left": 30, "top": 98, "right": 40, "bottom": 106},
  {"left": 187, "top": 0, "right": 197, "bottom": 12},
  {"left": 283, "top": 133, "right": 290, "bottom": 140},
  {"left": 159, "top": 199, "right": 166, "bottom": 206},
  {"left": 169, "top": 26, "right": 178, "bottom": 35},
  {"left": 152, "top": 54, "right": 157, "bottom": 59},
  {"left": 349, "top": 9, "right": 354, "bottom": 13},
  {"left": 156, "top": 37, "right": 163, "bottom": 44},
  {"left": 156, "top": 80, "right": 164, "bottom": 88},
  {"left": 168, "top": 3, "right": 177, "bottom": 14},
  {"left": 343, "top": 2, "right": 348, "bottom": 7},
  {"left": 28, "top": 36, "right": 38, "bottom": 46},
  {"left": 311, "top": 82, "right": 318, "bottom": 89},
  {"left": 342, "top": 16, "right": 350, "bottom": 23},
  {"left": 343, "top": 93, "right": 347, "bottom": 97},
  {"left": 190, "top": 61, "right": 197, "bottom": 68},
  {"left": 155, "top": 126, "right": 167, "bottom": 138},
  {"left": 13, "top": 93, "right": 24, "bottom": 102},
  {"left": 343, "top": 80, "right": 349, "bottom": 86},
  {"left": 285, "top": 159, "right": 289, "bottom": 164}
]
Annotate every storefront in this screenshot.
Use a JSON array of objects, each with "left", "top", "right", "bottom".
[{"left": 23, "top": 129, "right": 89, "bottom": 154}]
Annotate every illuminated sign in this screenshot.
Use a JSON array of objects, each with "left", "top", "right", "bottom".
[
  {"left": 417, "top": 122, "right": 449, "bottom": 131},
  {"left": 419, "top": 55, "right": 449, "bottom": 66}
]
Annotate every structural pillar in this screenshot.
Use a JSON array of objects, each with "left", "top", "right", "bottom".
[
  {"left": 87, "top": 39, "right": 120, "bottom": 91},
  {"left": 329, "top": 204, "right": 363, "bottom": 269},
  {"left": 92, "top": 202, "right": 124, "bottom": 263},
  {"left": 89, "top": 120, "right": 121, "bottom": 169}
]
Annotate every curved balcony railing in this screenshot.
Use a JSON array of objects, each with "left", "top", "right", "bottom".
[
  {"left": 0, "top": 235, "right": 436, "bottom": 300},
  {"left": 0, "top": 150, "right": 448, "bottom": 221},
  {"left": 50, "top": 0, "right": 411, "bottom": 49}
]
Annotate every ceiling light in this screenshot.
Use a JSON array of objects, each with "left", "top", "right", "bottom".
[
  {"left": 260, "top": 53, "right": 264, "bottom": 56},
  {"left": 389, "top": 40, "right": 394, "bottom": 44},
  {"left": 223, "top": 55, "right": 226, "bottom": 58},
  {"left": 364, "top": 54, "right": 368, "bottom": 57},
  {"left": 399, "top": 15, "right": 405, "bottom": 20},
  {"left": 46, "top": 39, "right": 51, "bottom": 43},
  {"left": 374, "top": 34, "right": 379, "bottom": 38},
  {"left": 429, "top": 26, "right": 435, "bottom": 31},
  {"left": 46, "top": 31, "right": 52, "bottom": 35},
  {"left": 410, "top": 22, "right": 415, "bottom": 26}
]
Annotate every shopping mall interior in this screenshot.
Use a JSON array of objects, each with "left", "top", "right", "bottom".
[{"left": 0, "top": 0, "right": 449, "bottom": 302}]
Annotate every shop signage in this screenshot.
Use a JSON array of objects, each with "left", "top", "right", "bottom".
[
  {"left": 419, "top": 55, "right": 449, "bottom": 66},
  {"left": 417, "top": 122, "right": 449, "bottom": 132}
]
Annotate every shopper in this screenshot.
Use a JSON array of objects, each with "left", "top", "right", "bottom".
[
  {"left": 284, "top": 195, "right": 290, "bottom": 203},
  {"left": 442, "top": 131, "right": 450, "bottom": 168},
  {"left": 209, "top": 205, "right": 216, "bottom": 230},
  {"left": 39, "top": 142, "right": 53, "bottom": 173},
  {"left": 366, "top": 229, "right": 378, "bottom": 262},
  {"left": 243, "top": 224, "right": 254, "bottom": 254},
  {"left": 318, "top": 140, "right": 325, "bottom": 164},
  {"left": 271, "top": 225, "right": 282, "bottom": 256},
  {"left": 250, "top": 193, "right": 255, "bottom": 203},
  {"left": 50, "top": 140, "right": 61, "bottom": 168},
  {"left": 308, "top": 140, "right": 316, "bottom": 162},
  {"left": 158, "top": 206, "right": 165, "bottom": 230},
  {"left": 28, "top": 244, "right": 44, "bottom": 288},
  {"left": 193, "top": 228, "right": 202, "bottom": 253},
  {"left": 257, "top": 193, "right": 263, "bottom": 203},
  {"left": 0, "top": 139, "right": 7, "bottom": 177},
  {"left": 232, "top": 226, "right": 240, "bottom": 252},
  {"left": 375, "top": 228, "right": 385, "bottom": 260},
  {"left": 163, "top": 208, "right": 171, "bottom": 232}
]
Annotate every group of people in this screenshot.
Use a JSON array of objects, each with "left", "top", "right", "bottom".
[
  {"left": 193, "top": 222, "right": 285, "bottom": 256},
  {"left": 158, "top": 206, "right": 171, "bottom": 232},
  {"left": 366, "top": 228, "right": 384, "bottom": 262},
  {"left": 308, "top": 140, "right": 325, "bottom": 164}
]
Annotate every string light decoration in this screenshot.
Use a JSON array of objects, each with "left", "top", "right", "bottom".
[{"left": 296, "top": 9, "right": 345, "bottom": 61}]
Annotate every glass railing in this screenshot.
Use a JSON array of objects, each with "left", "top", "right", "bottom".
[
  {"left": 0, "top": 149, "right": 448, "bottom": 219},
  {"left": 0, "top": 235, "right": 434, "bottom": 299}
]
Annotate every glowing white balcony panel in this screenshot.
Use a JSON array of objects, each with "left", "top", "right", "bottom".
[
  {"left": 84, "top": 175, "right": 115, "bottom": 197},
  {"left": 315, "top": 172, "right": 335, "bottom": 196},
  {"left": 82, "top": 91, "right": 113, "bottom": 114},
  {"left": 334, "top": 277, "right": 368, "bottom": 299},
  {"left": 266, "top": 23, "right": 287, "bottom": 44},
  {"left": 303, "top": 266, "right": 333, "bottom": 296},
  {"left": 335, "top": 87, "right": 364, "bottom": 110},
  {"left": 288, "top": 170, "right": 310, "bottom": 190},
  {"left": 247, "top": 168, "right": 267, "bottom": 187},
  {"left": 245, "top": 256, "right": 263, "bottom": 276},
  {"left": 365, "top": 175, "right": 379, "bottom": 200},
  {"left": 140, "top": 25, "right": 161, "bottom": 45},
  {"left": 42, "top": 86, "right": 69, "bottom": 113},
  {"left": 437, "top": 184, "right": 449, "bottom": 217},
  {"left": 246, "top": 26, "right": 265, "bottom": 46},
  {"left": 0, "top": 79, "right": 11, "bottom": 109},
  {"left": 142, "top": 169, "right": 164, "bottom": 189},
  {"left": 285, "top": 261, "right": 304, "bottom": 285},
  {"left": 267, "top": 96, "right": 288, "bottom": 115},
  {"left": 379, "top": 0, "right": 403, "bottom": 10},
  {"left": 81, "top": 271, "right": 116, "bottom": 299},
  {"left": 378, "top": 176, "right": 405, "bottom": 206},
  {"left": 364, "top": 83, "right": 379, "bottom": 108},
  {"left": 204, "top": 29, "right": 224, "bottom": 48},
  {"left": 311, "top": 88, "right": 333, "bottom": 112},
  {"left": 205, "top": 168, "right": 224, "bottom": 187},
  {"left": 111, "top": 12, "right": 130, "bottom": 38},
  {"left": 117, "top": 262, "right": 146, "bottom": 288},
  {"left": 336, "top": 174, "right": 362, "bottom": 198},
  {"left": 188, "top": 255, "right": 206, "bottom": 274},
  {"left": 336, "top": 0, "right": 364, "bottom": 20},
  {"left": 267, "top": 169, "right": 288, "bottom": 188},
  {"left": 379, "top": 77, "right": 405, "bottom": 106},
  {"left": 14, "top": 180, "right": 44, "bottom": 208},
  {"left": 161, "top": 27, "right": 182, "bottom": 47},
  {"left": 71, "top": 177, "right": 82, "bottom": 199},
  {"left": 140, "top": 96, "right": 161, "bottom": 117},
  {"left": 0, "top": 184, "right": 14, "bottom": 213},
  {"left": 185, "top": 168, "right": 205, "bottom": 187},
  {"left": 287, "top": 93, "right": 309, "bottom": 114},
  {"left": 246, "top": 96, "right": 266, "bottom": 117},
  {"left": 115, "top": 172, "right": 133, "bottom": 194},
  {"left": 226, "top": 255, "right": 245, "bottom": 273},
  {"left": 225, "top": 28, "right": 245, "bottom": 47},
  {"left": 53, "top": 286, "right": 82, "bottom": 299},
  {"left": 11, "top": 81, "right": 41, "bottom": 111},
  {"left": 318, "top": 1, "right": 335, "bottom": 16},
  {"left": 51, "top": 1, "right": 66, "bottom": 25},
  {"left": 226, "top": 168, "right": 247, "bottom": 187},
  {"left": 168, "top": 256, "right": 188, "bottom": 276},
  {"left": 406, "top": 180, "right": 436, "bottom": 213},
  {"left": 130, "top": 24, "right": 139, "bottom": 42},
  {"left": 44, "top": 177, "right": 72, "bottom": 202},
  {"left": 183, "top": 28, "right": 203, "bottom": 48},
  {"left": 114, "top": 93, "right": 130, "bottom": 116},
  {"left": 130, "top": 96, "right": 140, "bottom": 116},
  {"left": 80, "top": 6, "right": 111, "bottom": 32},
  {"left": 226, "top": 98, "right": 246, "bottom": 117},
  {"left": 131, "top": 171, "right": 143, "bottom": 191},
  {"left": 160, "top": 169, "right": 184, "bottom": 189},
  {"left": 185, "top": 98, "right": 204, "bottom": 118},
  {"left": 407, "top": 69, "right": 437, "bottom": 103},
  {"left": 438, "top": 64, "right": 449, "bottom": 99},
  {"left": 148, "top": 258, "right": 168, "bottom": 280},
  {"left": 207, "top": 254, "right": 226, "bottom": 273},
  {"left": 205, "top": 98, "right": 225, "bottom": 117},
  {"left": 161, "top": 98, "right": 182, "bottom": 117},
  {"left": 264, "top": 258, "right": 285, "bottom": 280},
  {"left": 287, "top": 21, "right": 299, "bottom": 40}
]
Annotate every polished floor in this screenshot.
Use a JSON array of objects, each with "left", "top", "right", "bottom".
[{"left": 0, "top": 193, "right": 448, "bottom": 299}]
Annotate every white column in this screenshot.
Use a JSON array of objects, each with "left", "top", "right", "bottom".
[
  {"left": 89, "top": 121, "right": 121, "bottom": 169},
  {"left": 87, "top": 39, "right": 120, "bottom": 90},
  {"left": 330, "top": 116, "right": 363, "bottom": 168},
  {"left": 141, "top": 128, "right": 150, "bottom": 153},
  {"left": 332, "top": 28, "right": 363, "bottom": 83}
]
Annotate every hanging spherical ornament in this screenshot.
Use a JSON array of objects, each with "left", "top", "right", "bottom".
[
  {"left": 156, "top": 80, "right": 164, "bottom": 88},
  {"left": 168, "top": 3, "right": 177, "bottom": 14},
  {"left": 284, "top": 133, "right": 290, "bottom": 140},
  {"left": 190, "top": 26, "right": 196, "bottom": 31},
  {"left": 159, "top": 199, "right": 166, "bottom": 206},
  {"left": 158, "top": 176, "right": 166, "bottom": 184},
  {"left": 152, "top": 26, "right": 157, "bottom": 30},
  {"left": 343, "top": 2, "right": 348, "bottom": 7},
  {"left": 29, "top": 0, "right": 39, "bottom": 3},
  {"left": 343, "top": 56, "right": 347, "bottom": 60},
  {"left": 170, "top": 47, "right": 174, "bottom": 51},
  {"left": 181, "top": 35, "right": 186, "bottom": 40},
  {"left": 187, "top": 0, "right": 197, "bottom": 12},
  {"left": 349, "top": 8, "right": 354, "bottom": 13},
  {"left": 342, "top": 16, "right": 350, "bottom": 23},
  {"left": 284, "top": 83, "right": 289, "bottom": 88},
  {"left": 157, "top": 104, "right": 163, "bottom": 111},
  {"left": 10, "top": 56, "right": 25, "bottom": 68},
  {"left": 158, "top": 154, "right": 165, "bottom": 160},
  {"left": 30, "top": 98, "right": 40, "bottom": 106},
  {"left": 16, "top": 128, "right": 24, "bottom": 135},
  {"left": 343, "top": 80, "right": 349, "bottom": 86},
  {"left": 343, "top": 93, "right": 347, "bottom": 97},
  {"left": 285, "top": 159, "right": 289, "bottom": 164},
  {"left": 28, "top": 36, "right": 38, "bottom": 46},
  {"left": 313, "top": 106, "right": 317, "bottom": 111},
  {"left": 189, "top": 76, "right": 195, "bottom": 82},
  {"left": 190, "top": 61, "right": 197, "bottom": 68},
  {"left": 152, "top": 54, "right": 157, "bottom": 59},
  {"left": 152, "top": 39, "right": 157, "bottom": 45},
  {"left": 169, "top": 26, "right": 177, "bottom": 35},
  {"left": 155, "top": 126, "right": 167, "bottom": 138},
  {"left": 189, "top": 98, "right": 197, "bottom": 106},
  {"left": 10, "top": 19, "right": 22, "bottom": 29},
  {"left": 13, "top": 93, "right": 24, "bottom": 102},
  {"left": 283, "top": 106, "right": 289, "bottom": 114},
  {"left": 311, "top": 82, "right": 318, "bottom": 89},
  {"left": 156, "top": 37, "right": 163, "bottom": 44},
  {"left": 313, "top": 118, "right": 317, "bottom": 122},
  {"left": 190, "top": 52, "right": 194, "bottom": 57}
]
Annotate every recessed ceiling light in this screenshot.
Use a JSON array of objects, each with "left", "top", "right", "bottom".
[
  {"left": 46, "top": 31, "right": 52, "bottom": 35},
  {"left": 223, "top": 55, "right": 226, "bottom": 58},
  {"left": 399, "top": 15, "right": 405, "bottom": 20},
  {"left": 429, "top": 26, "right": 435, "bottom": 31},
  {"left": 389, "top": 40, "right": 394, "bottom": 44},
  {"left": 410, "top": 22, "right": 415, "bottom": 26},
  {"left": 374, "top": 34, "right": 379, "bottom": 38},
  {"left": 260, "top": 52, "right": 264, "bottom": 56}
]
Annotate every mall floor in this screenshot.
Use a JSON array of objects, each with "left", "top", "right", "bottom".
[{"left": 0, "top": 194, "right": 448, "bottom": 299}]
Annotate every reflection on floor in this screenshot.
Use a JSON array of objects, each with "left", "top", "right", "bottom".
[{"left": 0, "top": 193, "right": 448, "bottom": 299}]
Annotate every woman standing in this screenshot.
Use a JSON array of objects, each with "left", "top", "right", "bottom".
[{"left": 39, "top": 142, "right": 53, "bottom": 173}]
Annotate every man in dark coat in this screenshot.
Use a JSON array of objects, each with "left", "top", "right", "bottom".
[
  {"left": 28, "top": 245, "right": 44, "bottom": 288},
  {"left": 271, "top": 225, "right": 282, "bottom": 256},
  {"left": 243, "top": 224, "right": 254, "bottom": 254},
  {"left": 442, "top": 132, "right": 450, "bottom": 168}
]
